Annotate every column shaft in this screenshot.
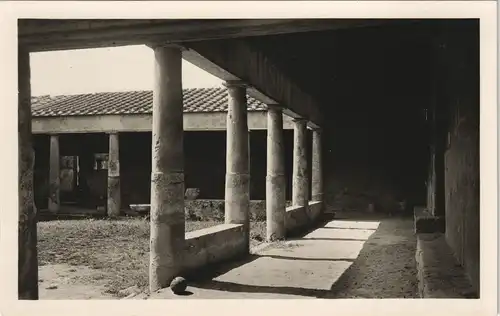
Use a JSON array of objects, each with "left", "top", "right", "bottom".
[
  {"left": 18, "top": 45, "right": 38, "bottom": 299},
  {"left": 149, "top": 45, "right": 185, "bottom": 292},
  {"left": 224, "top": 81, "right": 250, "bottom": 251},
  {"left": 311, "top": 129, "right": 323, "bottom": 202},
  {"left": 266, "top": 105, "right": 286, "bottom": 241},
  {"left": 107, "top": 132, "right": 121, "bottom": 217},
  {"left": 292, "top": 119, "right": 308, "bottom": 207},
  {"left": 48, "top": 135, "right": 60, "bottom": 212}
]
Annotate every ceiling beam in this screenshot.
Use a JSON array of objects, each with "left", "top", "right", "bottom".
[{"left": 20, "top": 18, "right": 387, "bottom": 52}]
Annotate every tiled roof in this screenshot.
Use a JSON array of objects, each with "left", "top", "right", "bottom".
[{"left": 31, "top": 88, "right": 267, "bottom": 118}]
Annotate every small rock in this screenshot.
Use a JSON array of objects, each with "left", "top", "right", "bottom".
[
  {"left": 118, "top": 285, "right": 140, "bottom": 297},
  {"left": 170, "top": 276, "right": 187, "bottom": 294},
  {"left": 124, "top": 292, "right": 137, "bottom": 299},
  {"left": 46, "top": 284, "right": 58, "bottom": 290}
]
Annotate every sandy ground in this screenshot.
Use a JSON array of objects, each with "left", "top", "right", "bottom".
[
  {"left": 39, "top": 213, "right": 418, "bottom": 299},
  {"left": 39, "top": 264, "right": 118, "bottom": 299}
]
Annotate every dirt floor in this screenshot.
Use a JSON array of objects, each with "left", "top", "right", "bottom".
[
  {"left": 325, "top": 213, "right": 419, "bottom": 298},
  {"left": 38, "top": 212, "right": 418, "bottom": 299}
]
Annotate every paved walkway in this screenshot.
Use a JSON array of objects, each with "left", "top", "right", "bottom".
[{"left": 149, "top": 212, "right": 418, "bottom": 299}]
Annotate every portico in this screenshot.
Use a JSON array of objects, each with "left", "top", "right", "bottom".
[{"left": 17, "top": 18, "right": 482, "bottom": 300}]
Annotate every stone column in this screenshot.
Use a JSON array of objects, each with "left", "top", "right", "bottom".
[
  {"left": 48, "top": 134, "right": 60, "bottom": 213},
  {"left": 224, "top": 80, "right": 250, "bottom": 252},
  {"left": 18, "top": 45, "right": 38, "bottom": 299},
  {"left": 431, "top": 103, "right": 446, "bottom": 218},
  {"left": 266, "top": 105, "right": 286, "bottom": 241},
  {"left": 149, "top": 45, "right": 185, "bottom": 292},
  {"left": 292, "top": 118, "right": 308, "bottom": 207},
  {"left": 107, "top": 132, "right": 121, "bottom": 218},
  {"left": 311, "top": 128, "right": 323, "bottom": 202}
]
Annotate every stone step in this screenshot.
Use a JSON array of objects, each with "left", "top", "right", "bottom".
[{"left": 416, "top": 233, "right": 477, "bottom": 298}]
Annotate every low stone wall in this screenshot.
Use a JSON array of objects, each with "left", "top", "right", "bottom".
[
  {"left": 185, "top": 200, "right": 266, "bottom": 221},
  {"left": 413, "top": 206, "right": 445, "bottom": 234},
  {"left": 130, "top": 199, "right": 293, "bottom": 221},
  {"left": 416, "top": 233, "right": 477, "bottom": 298},
  {"left": 178, "top": 200, "right": 323, "bottom": 281},
  {"left": 285, "top": 201, "right": 323, "bottom": 234},
  {"left": 307, "top": 200, "right": 323, "bottom": 222},
  {"left": 183, "top": 223, "right": 247, "bottom": 273}
]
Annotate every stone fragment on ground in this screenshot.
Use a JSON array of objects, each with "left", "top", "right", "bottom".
[{"left": 118, "top": 285, "right": 141, "bottom": 297}]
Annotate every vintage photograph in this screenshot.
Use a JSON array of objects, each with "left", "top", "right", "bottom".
[{"left": 12, "top": 13, "right": 488, "bottom": 305}]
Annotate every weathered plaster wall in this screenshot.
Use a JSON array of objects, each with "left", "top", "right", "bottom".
[{"left": 439, "top": 21, "right": 480, "bottom": 294}]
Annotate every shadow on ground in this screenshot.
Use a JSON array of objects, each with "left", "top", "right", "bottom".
[{"left": 168, "top": 212, "right": 418, "bottom": 299}]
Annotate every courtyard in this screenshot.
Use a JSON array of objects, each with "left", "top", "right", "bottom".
[
  {"left": 11, "top": 16, "right": 488, "bottom": 308},
  {"left": 37, "top": 211, "right": 418, "bottom": 299}
]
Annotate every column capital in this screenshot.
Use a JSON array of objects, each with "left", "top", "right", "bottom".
[
  {"left": 107, "top": 131, "right": 120, "bottom": 135},
  {"left": 223, "top": 80, "right": 249, "bottom": 89},
  {"left": 311, "top": 126, "right": 322, "bottom": 132},
  {"left": 292, "top": 117, "right": 308, "bottom": 124},
  {"left": 147, "top": 42, "right": 187, "bottom": 51}
]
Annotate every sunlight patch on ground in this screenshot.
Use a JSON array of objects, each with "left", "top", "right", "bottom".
[
  {"left": 324, "top": 219, "right": 381, "bottom": 230},
  {"left": 302, "top": 227, "right": 375, "bottom": 240},
  {"left": 213, "top": 257, "right": 353, "bottom": 291}
]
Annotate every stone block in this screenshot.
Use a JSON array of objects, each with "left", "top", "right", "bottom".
[
  {"left": 183, "top": 223, "right": 247, "bottom": 274},
  {"left": 414, "top": 206, "right": 445, "bottom": 233},
  {"left": 416, "top": 233, "right": 477, "bottom": 298}
]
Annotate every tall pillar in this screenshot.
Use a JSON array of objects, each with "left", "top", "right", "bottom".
[
  {"left": 311, "top": 128, "right": 323, "bottom": 202},
  {"left": 292, "top": 118, "right": 308, "bottom": 207},
  {"left": 18, "top": 45, "right": 38, "bottom": 299},
  {"left": 48, "top": 134, "right": 60, "bottom": 213},
  {"left": 107, "top": 132, "right": 121, "bottom": 218},
  {"left": 149, "top": 45, "right": 185, "bottom": 292},
  {"left": 430, "top": 102, "right": 446, "bottom": 217},
  {"left": 224, "top": 80, "right": 250, "bottom": 252},
  {"left": 266, "top": 105, "right": 286, "bottom": 241}
]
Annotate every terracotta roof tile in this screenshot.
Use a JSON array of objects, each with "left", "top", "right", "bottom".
[{"left": 31, "top": 88, "right": 267, "bottom": 117}]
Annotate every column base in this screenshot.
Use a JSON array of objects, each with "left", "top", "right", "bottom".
[
  {"left": 107, "top": 176, "right": 121, "bottom": 218},
  {"left": 225, "top": 172, "right": 250, "bottom": 253},
  {"left": 266, "top": 174, "right": 286, "bottom": 241},
  {"left": 48, "top": 184, "right": 60, "bottom": 213},
  {"left": 224, "top": 173, "right": 250, "bottom": 225}
]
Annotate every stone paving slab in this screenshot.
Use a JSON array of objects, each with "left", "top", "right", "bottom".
[{"left": 149, "top": 219, "right": 377, "bottom": 299}]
